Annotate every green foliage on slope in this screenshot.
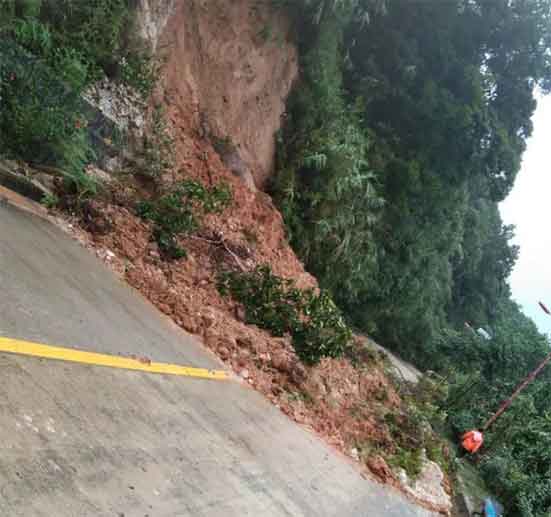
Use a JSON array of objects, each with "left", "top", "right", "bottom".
[
  {"left": 274, "top": 1, "right": 551, "bottom": 514},
  {"left": 137, "top": 180, "right": 232, "bottom": 260},
  {"left": 218, "top": 265, "right": 352, "bottom": 364},
  {"left": 0, "top": 0, "right": 153, "bottom": 195},
  {"left": 275, "top": 0, "right": 550, "bottom": 363}
]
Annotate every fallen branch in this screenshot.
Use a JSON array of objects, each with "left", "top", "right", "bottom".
[{"left": 189, "top": 233, "right": 247, "bottom": 272}]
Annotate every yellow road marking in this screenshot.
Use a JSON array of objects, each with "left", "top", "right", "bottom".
[{"left": 0, "top": 337, "right": 229, "bottom": 381}]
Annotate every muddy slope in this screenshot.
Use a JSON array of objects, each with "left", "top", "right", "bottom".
[
  {"left": 140, "top": 0, "right": 298, "bottom": 188},
  {"left": 53, "top": 2, "right": 452, "bottom": 513}
]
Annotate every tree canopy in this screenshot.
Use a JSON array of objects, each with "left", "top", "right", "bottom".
[{"left": 274, "top": 1, "right": 551, "bottom": 514}]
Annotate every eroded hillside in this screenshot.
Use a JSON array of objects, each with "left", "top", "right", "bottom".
[
  {"left": 1, "top": 1, "right": 453, "bottom": 513},
  {"left": 60, "top": 1, "right": 452, "bottom": 513}
]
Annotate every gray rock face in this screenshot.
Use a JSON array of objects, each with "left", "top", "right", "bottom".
[{"left": 222, "top": 148, "right": 258, "bottom": 193}]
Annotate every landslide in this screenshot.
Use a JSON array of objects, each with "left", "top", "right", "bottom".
[{"left": 53, "top": 0, "right": 452, "bottom": 513}]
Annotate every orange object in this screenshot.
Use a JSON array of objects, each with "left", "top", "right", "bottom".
[{"left": 461, "top": 430, "right": 484, "bottom": 453}]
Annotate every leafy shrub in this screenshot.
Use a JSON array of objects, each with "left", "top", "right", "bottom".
[
  {"left": 136, "top": 180, "right": 232, "bottom": 259},
  {"left": 387, "top": 447, "right": 423, "bottom": 479},
  {"left": 11, "top": 17, "right": 52, "bottom": 55},
  {"left": 40, "top": 0, "right": 129, "bottom": 79},
  {"left": 217, "top": 265, "right": 352, "bottom": 364},
  {"left": 219, "top": 265, "right": 304, "bottom": 336},
  {"left": 0, "top": 0, "right": 157, "bottom": 199},
  {"left": 38, "top": 0, "right": 156, "bottom": 96},
  {"left": 293, "top": 290, "right": 352, "bottom": 364},
  {"left": 9, "top": 17, "right": 90, "bottom": 91},
  {"left": 51, "top": 47, "right": 89, "bottom": 90},
  {"left": 119, "top": 52, "right": 158, "bottom": 97},
  {"left": 0, "top": 40, "right": 96, "bottom": 195}
]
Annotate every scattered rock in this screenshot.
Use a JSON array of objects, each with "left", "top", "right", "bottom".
[
  {"left": 203, "top": 329, "right": 218, "bottom": 348},
  {"left": 85, "top": 164, "right": 113, "bottom": 184},
  {"left": 181, "top": 315, "right": 199, "bottom": 334},
  {"left": 367, "top": 455, "right": 395, "bottom": 483},
  {"left": 252, "top": 340, "right": 268, "bottom": 356},
  {"left": 271, "top": 350, "right": 293, "bottom": 373},
  {"left": 237, "top": 348, "right": 251, "bottom": 366},
  {"left": 157, "top": 303, "right": 172, "bottom": 315},
  {"left": 81, "top": 200, "right": 113, "bottom": 235},
  {"left": 236, "top": 336, "right": 253, "bottom": 349},
  {"left": 202, "top": 314, "right": 215, "bottom": 329},
  {"left": 398, "top": 455, "right": 452, "bottom": 515},
  {"left": 239, "top": 369, "right": 249, "bottom": 380},
  {"left": 148, "top": 243, "right": 161, "bottom": 260},
  {"left": 290, "top": 362, "right": 306, "bottom": 384},
  {"left": 258, "top": 352, "right": 271, "bottom": 364},
  {"left": 218, "top": 347, "right": 230, "bottom": 360},
  {"left": 235, "top": 305, "right": 246, "bottom": 322},
  {"left": 218, "top": 335, "right": 236, "bottom": 349}
]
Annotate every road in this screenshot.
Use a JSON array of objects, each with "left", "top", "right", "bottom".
[{"left": 0, "top": 199, "right": 435, "bottom": 516}]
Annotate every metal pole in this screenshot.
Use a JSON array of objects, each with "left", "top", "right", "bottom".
[
  {"left": 482, "top": 351, "right": 551, "bottom": 431},
  {"left": 481, "top": 301, "right": 551, "bottom": 432}
]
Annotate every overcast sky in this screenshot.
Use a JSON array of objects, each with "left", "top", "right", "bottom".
[{"left": 500, "top": 93, "right": 551, "bottom": 336}]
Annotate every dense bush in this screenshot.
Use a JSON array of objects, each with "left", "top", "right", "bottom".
[
  {"left": 274, "top": 2, "right": 551, "bottom": 514},
  {"left": 136, "top": 180, "right": 232, "bottom": 259},
  {"left": 273, "top": 16, "right": 382, "bottom": 313},
  {"left": 0, "top": 40, "right": 96, "bottom": 195},
  {"left": 217, "top": 265, "right": 352, "bottom": 364},
  {"left": 0, "top": 0, "right": 154, "bottom": 196},
  {"left": 275, "top": 0, "right": 549, "bottom": 363}
]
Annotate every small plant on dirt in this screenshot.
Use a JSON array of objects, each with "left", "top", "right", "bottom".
[
  {"left": 41, "top": 192, "right": 59, "bottom": 209},
  {"left": 133, "top": 105, "right": 174, "bottom": 181},
  {"left": 119, "top": 51, "right": 158, "bottom": 98},
  {"left": 217, "top": 264, "right": 352, "bottom": 364},
  {"left": 387, "top": 446, "right": 424, "bottom": 479},
  {"left": 136, "top": 180, "right": 232, "bottom": 260},
  {"left": 258, "top": 24, "right": 273, "bottom": 43}
]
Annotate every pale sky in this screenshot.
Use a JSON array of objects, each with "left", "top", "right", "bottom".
[{"left": 500, "top": 94, "right": 551, "bottom": 336}]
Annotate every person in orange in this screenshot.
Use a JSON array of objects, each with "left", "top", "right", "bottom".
[{"left": 461, "top": 429, "right": 484, "bottom": 453}]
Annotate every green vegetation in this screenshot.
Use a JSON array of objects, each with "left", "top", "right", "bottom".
[
  {"left": 133, "top": 105, "right": 175, "bottom": 181},
  {"left": 0, "top": 0, "right": 153, "bottom": 197},
  {"left": 0, "top": 39, "right": 96, "bottom": 195},
  {"left": 3, "top": 0, "right": 551, "bottom": 512},
  {"left": 383, "top": 373, "right": 454, "bottom": 480},
  {"left": 136, "top": 180, "right": 232, "bottom": 260},
  {"left": 442, "top": 301, "right": 551, "bottom": 516},
  {"left": 273, "top": 12, "right": 382, "bottom": 311},
  {"left": 274, "top": 1, "right": 551, "bottom": 514},
  {"left": 217, "top": 265, "right": 352, "bottom": 364}
]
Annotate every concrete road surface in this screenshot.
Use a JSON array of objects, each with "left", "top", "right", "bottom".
[{"left": 0, "top": 200, "right": 435, "bottom": 516}]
